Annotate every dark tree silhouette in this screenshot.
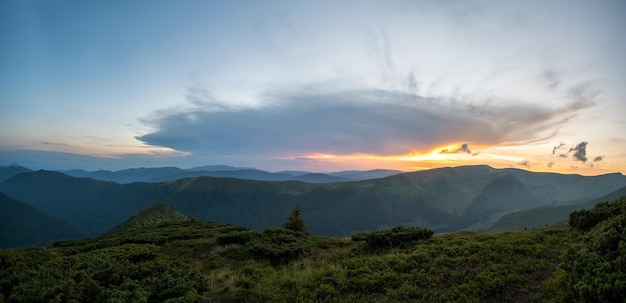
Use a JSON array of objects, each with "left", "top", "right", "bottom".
[{"left": 283, "top": 206, "right": 309, "bottom": 235}]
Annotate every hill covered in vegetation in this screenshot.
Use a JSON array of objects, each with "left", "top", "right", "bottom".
[
  {"left": 1, "top": 165, "right": 624, "bottom": 246},
  {"left": 1, "top": 196, "right": 624, "bottom": 302}
]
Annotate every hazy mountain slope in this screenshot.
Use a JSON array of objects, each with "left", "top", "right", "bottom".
[
  {"left": 146, "top": 169, "right": 347, "bottom": 183},
  {"left": 188, "top": 164, "right": 259, "bottom": 171},
  {"left": 63, "top": 167, "right": 185, "bottom": 183},
  {"left": 0, "top": 164, "right": 32, "bottom": 183},
  {"left": 0, "top": 170, "right": 122, "bottom": 234},
  {"left": 61, "top": 166, "right": 401, "bottom": 184},
  {"left": 491, "top": 185, "right": 626, "bottom": 231},
  {"left": 505, "top": 168, "right": 626, "bottom": 204},
  {"left": 2, "top": 165, "right": 625, "bottom": 239},
  {"left": 0, "top": 192, "right": 88, "bottom": 248},
  {"left": 327, "top": 169, "right": 403, "bottom": 180},
  {"left": 455, "top": 172, "right": 549, "bottom": 230}
]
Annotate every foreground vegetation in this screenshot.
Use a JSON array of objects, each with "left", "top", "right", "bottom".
[{"left": 1, "top": 196, "right": 624, "bottom": 302}]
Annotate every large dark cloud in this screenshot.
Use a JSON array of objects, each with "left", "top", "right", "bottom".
[{"left": 137, "top": 87, "right": 597, "bottom": 156}]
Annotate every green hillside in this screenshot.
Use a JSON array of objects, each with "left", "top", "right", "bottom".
[
  {"left": 0, "top": 192, "right": 88, "bottom": 248},
  {"left": 105, "top": 203, "right": 189, "bottom": 235},
  {"left": 1, "top": 165, "right": 624, "bottom": 243},
  {"left": 1, "top": 195, "right": 624, "bottom": 302},
  {"left": 491, "top": 185, "right": 626, "bottom": 231}
]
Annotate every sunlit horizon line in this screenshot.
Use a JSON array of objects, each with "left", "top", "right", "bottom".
[
  {"left": 285, "top": 143, "right": 624, "bottom": 176},
  {"left": 2, "top": 142, "right": 623, "bottom": 176},
  {"left": 291, "top": 143, "right": 519, "bottom": 163}
]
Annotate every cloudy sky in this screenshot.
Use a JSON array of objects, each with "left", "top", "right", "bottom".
[{"left": 1, "top": 0, "right": 625, "bottom": 174}]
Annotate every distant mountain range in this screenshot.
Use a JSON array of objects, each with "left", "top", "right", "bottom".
[
  {"left": 0, "top": 163, "right": 31, "bottom": 183},
  {"left": 59, "top": 165, "right": 403, "bottom": 184},
  {"left": 1, "top": 164, "right": 625, "bottom": 248},
  {"left": 0, "top": 164, "right": 402, "bottom": 185}
]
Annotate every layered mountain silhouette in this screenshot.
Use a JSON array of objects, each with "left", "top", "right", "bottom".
[
  {"left": 61, "top": 165, "right": 403, "bottom": 184},
  {"left": 0, "top": 164, "right": 31, "bottom": 183},
  {"left": 1, "top": 165, "right": 624, "bottom": 248}
]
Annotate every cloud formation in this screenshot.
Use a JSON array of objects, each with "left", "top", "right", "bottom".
[
  {"left": 569, "top": 141, "right": 588, "bottom": 163},
  {"left": 550, "top": 141, "right": 606, "bottom": 167},
  {"left": 440, "top": 143, "right": 472, "bottom": 154},
  {"left": 552, "top": 142, "right": 566, "bottom": 155},
  {"left": 137, "top": 86, "right": 598, "bottom": 157}
]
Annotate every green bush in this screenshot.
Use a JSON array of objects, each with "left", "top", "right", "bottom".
[
  {"left": 569, "top": 197, "right": 626, "bottom": 230},
  {"left": 539, "top": 196, "right": 626, "bottom": 302},
  {"left": 248, "top": 228, "right": 312, "bottom": 265},
  {"left": 216, "top": 230, "right": 259, "bottom": 246},
  {"left": 351, "top": 226, "right": 433, "bottom": 249}
]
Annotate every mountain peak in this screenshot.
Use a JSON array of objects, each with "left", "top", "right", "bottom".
[{"left": 105, "top": 203, "right": 189, "bottom": 235}]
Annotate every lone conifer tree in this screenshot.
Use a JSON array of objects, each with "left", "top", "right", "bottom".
[{"left": 283, "top": 206, "right": 309, "bottom": 235}]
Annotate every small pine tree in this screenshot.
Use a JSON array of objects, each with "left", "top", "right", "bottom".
[{"left": 283, "top": 206, "right": 309, "bottom": 235}]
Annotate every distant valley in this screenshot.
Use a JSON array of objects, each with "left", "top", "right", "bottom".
[{"left": 1, "top": 164, "right": 625, "bottom": 248}]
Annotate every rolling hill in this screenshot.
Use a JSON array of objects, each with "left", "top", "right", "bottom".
[
  {"left": 1, "top": 165, "right": 624, "bottom": 245},
  {"left": 105, "top": 202, "right": 189, "bottom": 235},
  {"left": 490, "top": 185, "right": 626, "bottom": 231},
  {"left": 0, "top": 192, "right": 88, "bottom": 248}
]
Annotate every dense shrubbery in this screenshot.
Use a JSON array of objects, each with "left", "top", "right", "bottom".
[
  {"left": 542, "top": 196, "right": 626, "bottom": 302},
  {"left": 2, "top": 196, "right": 626, "bottom": 302},
  {"left": 569, "top": 197, "right": 626, "bottom": 230},
  {"left": 216, "top": 230, "right": 259, "bottom": 246},
  {"left": 248, "top": 228, "right": 312, "bottom": 265},
  {"left": 0, "top": 244, "right": 205, "bottom": 302},
  {"left": 351, "top": 226, "right": 434, "bottom": 249}
]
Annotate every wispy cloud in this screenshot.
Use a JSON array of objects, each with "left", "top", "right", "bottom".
[{"left": 543, "top": 69, "right": 561, "bottom": 90}]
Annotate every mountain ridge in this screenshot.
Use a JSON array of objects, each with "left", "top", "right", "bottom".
[
  {"left": 2, "top": 164, "right": 624, "bottom": 246},
  {"left": 55, "top": 165, "right": 404, "bottom": 184}
]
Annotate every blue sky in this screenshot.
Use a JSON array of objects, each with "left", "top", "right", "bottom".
[{"left": 1, "top": 0, "right": 625, "bottom": 174}]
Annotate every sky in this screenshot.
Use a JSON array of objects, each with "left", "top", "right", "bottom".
[{"left": 1, "top": 0, "right": 625, "bottom": 175}]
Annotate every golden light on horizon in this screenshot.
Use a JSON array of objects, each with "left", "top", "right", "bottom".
[{"left": 286, "top": 142, "right": 622, "bottom": 176}]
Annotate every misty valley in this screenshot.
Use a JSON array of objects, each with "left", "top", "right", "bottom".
[{"left": 1, "top": 164, "right": 625, "bottom": 302}]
